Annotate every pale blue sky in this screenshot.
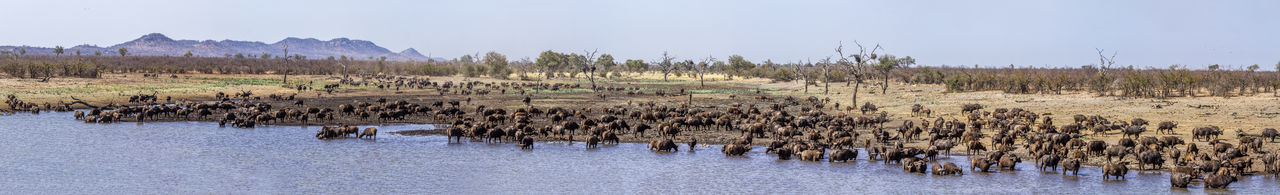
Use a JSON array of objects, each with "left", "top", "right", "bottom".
[{"left": 1, "top": 0, "right": 1277, "bottom": 69}]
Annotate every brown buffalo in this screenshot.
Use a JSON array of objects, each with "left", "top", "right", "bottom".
[
  {"left": 359, "top": 127, "right": 377, "bottom": 139},
  {"left": 776, "top": 148, "right": 793, "bottom": 160},
  {"left": 799, "top": 149, "right": 825, "bottom": 161},
  {"left": 586, "top": 135, "right": 601, "bottom": 149},
  {"left": 829, "top": 149, "right": 856, "bottom": 162},
  {"left": 519, "top": 137, "right": 534, "bottom": 149},
  {"left": 1204, "top": 173, "right": 1236, "bottom": 189},
  {"left": 904, "top": 158, "right": 928, "bottom": 173},
  {"left": 1062, "top": 158, "right": 1081, "bottom": 176},
  {"left": 649, "top": 138, "right": 678, "bottom": 152},
  {"left": 1170, "top": 173, "right": 1193, "bottom": 188},
  {"left": 934, "top": 162, "right": 962, "bottom": 176},
  {"left": 971, "top": 157, "right": 995, "bottom": 172},
  {"left": 999, "top": 155, "right": 1021, "bottom": 170},
  {"left": 1102, "top": 162, "right": 1129, "bottom": 180},
  {"left": 722, "top": 144, "right": 750, "bottom": 156}
]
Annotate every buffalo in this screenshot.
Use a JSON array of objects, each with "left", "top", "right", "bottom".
[
  {"left": 799, "top": 149, "right": 825, "bottom": 161},
  {"left": 829, "top": 149, "right": 856, "bottom": 162},
  {"left": 359, "top": 127, "right": 377, "bottom": 139},
  {"left": 649, "top": 138, "right": 678, "bottom": 152},
  {"left": 971, "top": 157, "right": 996, "bottom": 172},
  {"left": 722, "top": 144, "right": 750, "bottom": 156},
  {"left": 1062, "top": 158, "right": 1081, "bottom": 176},
  {"left": 999, "top": 155, "right": 1021, "bottom": 170},
  {"left": 1102, "top": 162, "right": 1129, "bottom": 180},
  {"left": 1204, "top": 174, "right": 1236, "bottom": 189}
]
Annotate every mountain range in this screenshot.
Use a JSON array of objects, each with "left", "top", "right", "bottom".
[{"left": 0, "top": 33, "right": 440, "bottom": 61}]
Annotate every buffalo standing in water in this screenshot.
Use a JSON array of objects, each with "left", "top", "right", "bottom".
[
  {"left": 1061, "top": 158, "right": 1081, "bottom": 176},
  {"left": 933, "top": 162, "right": 962, "bottom": 176},
  {"left": 447, "top": 127, "right": 466, "bottom": 143},
  {"left": 649, "top": 138, "right": 677, "bottom": 152},
  {"left": 828, "top": 149, "right": 856, "bottom": 162},
  {"left": 519, "top": 137, "right": 534, "bottom": 150},
  {"left": 1102, "top": 162, "right": 1129, "bottom": 180},
  {"left": 970, "top": 157, "right": 996, "bottom": 172},
  {"left": 799, "top": 149, "right": 825, "bottom": 161},
  {"left": 586, "top": 135, "right": 600, "bottom": 149},
  {"left": 1169, "top": 173, "right": 1192, "bottom": 188},
  {"left": 359, "top": 127, "right": 378, "bottom": 139},
  {"left": 1204, "top": 174, "right": 1236, "bottom": 189},
  {"left": 722, "top": 144, "right": 750, "bottom": 156},
  {"left": 999, "top": 155, "right": 1021, "bottom": 170}
]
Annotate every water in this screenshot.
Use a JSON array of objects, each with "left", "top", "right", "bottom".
[{"left": 0, "top": 112, "right": 1273, "bottom": 194}]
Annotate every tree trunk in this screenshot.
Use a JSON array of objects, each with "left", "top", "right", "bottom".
[
  {"left": 699, "top": 72, "right": 705, "bottom": 88},
  {"left": 852, "top": 80, "right": 860, "bottom": 109},
  {"left": 882, "top": 71, "right": 889, "bottom": 94},
  {"left": 824, "top": 68, "right": 830, "bottom": 95},
  {"left": 584, "top": 69, "right": 596, "bottom": 92},
  {"left": 803, "top": 78, "right": 809, "bottom": 93}
]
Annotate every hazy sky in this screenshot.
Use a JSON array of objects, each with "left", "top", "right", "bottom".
[{"left": 1, "top": 0, "right": 1277, "bottom": 69}]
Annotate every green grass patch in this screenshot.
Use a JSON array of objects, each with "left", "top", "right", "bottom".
[
  {"left": 191, "top": 77, "right": 283, "bottom": 86},
  {"left": 689, "top": 89, "right": 751, "bottom": 94},
  {"left": 524, "top": 88, "right": 594, "bottom": 94}
]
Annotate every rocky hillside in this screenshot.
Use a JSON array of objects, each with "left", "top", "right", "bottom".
[{"left": 0, "top": 33, "right": 438, "bottom": 61}]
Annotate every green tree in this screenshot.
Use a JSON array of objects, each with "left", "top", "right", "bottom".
[
  {"left": 624, "top": 59, "right": 647, "bottom": 76},
  {"left": 1208, "top": 64, "right": 1220, "bottom": 71},
  {"left": 117, "top": 47, "right": 128, "bottom": 56},
  {"left": 261, "top": 53, "right": 272, "bottom": 59},
  {"left": 874, "top": 55, "right": 914, "bottom": 94},
  {"left": 53, "top": 46, "right": 64, "bottom": 56},
  {"left": 727, "top": 55, "right": 755, "bottom": 79},
  {"left": 596, "top": 53, "right": 616, "bottom": 77},
  {"left": 234, "top": 53, "right": 245, "bottom": 59},
  {"left": 1248, "top": 64, "right": 1259, "bottom": 72},
  {"left": 565, "top": 52, "right": 588, "bottom": 79},
  {"left": 458, "top": 54, "right": 475, "bottom": 64},
  {"left": 18, "top": 47, "right": 26, "bottom": 55},
  {"left": 93, "top": 50, "right": 102, "bottom": 56},
  {"left": 483, "top": 51, "right": 510, "bottom": 79},
  {"left": 535, "top": 50, "right": 565, "bottom": 79},
  {"left": 74, "top": 50, "right": 81, "bottom": 56},
  {"left": 183, "top": 51, "right": 193, "bottom": 57}
]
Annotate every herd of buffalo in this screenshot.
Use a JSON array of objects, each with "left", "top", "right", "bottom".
[{"left": 5, "top": 74, "right": 1279, "bottom": 190}]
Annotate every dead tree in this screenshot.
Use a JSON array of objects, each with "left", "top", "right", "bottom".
[
  {"left": 578, "top": 49, "right": 600, "bottom": 91},
  {"left": 657, "top": 51, "right": 676, "bottom": 82},
  {"left": 697, "top": 55, "right": 715, "bottom": 88},
  {"left": 839, "top": 41, "right": 882, "bottom": 107}
]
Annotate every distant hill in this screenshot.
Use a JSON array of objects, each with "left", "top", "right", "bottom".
[{"left": 0, "top": 33, "right": 442, "bottom": 61}]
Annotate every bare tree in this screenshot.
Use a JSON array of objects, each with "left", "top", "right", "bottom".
[
  {"left": 1092, "top": 48, "right": 1117, "bottom": 96},
  {"left": 793, "top": 60, "right": 812, "bottom": 93},
  {"left": 838, "top": 41, "right": 882, "bottom": 107},
  {"left": 697, "top": 55, "right": 716, "bottom": 88},
  {"left": 578, "top": 49, "right": 600, "bottom": 91},
  {"left": 657, "top": 51, "right": 676, "bottom": 82},
  {"left": 820, "top": 56, "right": 834, "bottom": 94}
]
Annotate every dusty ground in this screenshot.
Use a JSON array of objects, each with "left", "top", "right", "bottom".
[{"left": 3, "top": 73, "right": 1277, "bottom": 174}]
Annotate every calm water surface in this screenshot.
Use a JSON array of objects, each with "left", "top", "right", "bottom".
[{"left": 0, "top": 112, "right": 1273, "bottom": 194}]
